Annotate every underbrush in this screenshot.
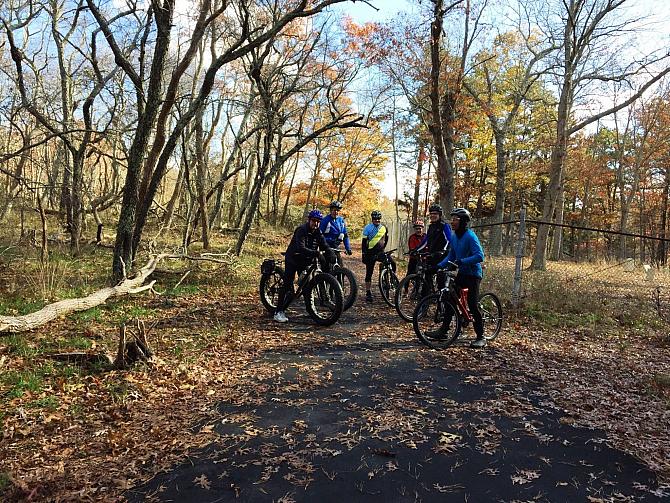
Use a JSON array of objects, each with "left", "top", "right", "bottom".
[
  {"left": 482, "top": 256, "right": 670, "bottom": 341},
  {"left": 0, "top": 225, "right": 283, "bottom": 417}
]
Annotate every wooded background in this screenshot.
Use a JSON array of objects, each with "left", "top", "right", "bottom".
[{"left": 1, "top": 0, "right": 669, "bottom": 280}]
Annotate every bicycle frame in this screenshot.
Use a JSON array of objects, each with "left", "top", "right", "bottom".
[
  {"left": 378, "top": 248, "right": 397, "bottom": 266},
  {"left": 293, "top": 257, "right": 323, "bottom": 299},
  {"left": 439, "top": 269, "right": 473, "bottom": 323}
]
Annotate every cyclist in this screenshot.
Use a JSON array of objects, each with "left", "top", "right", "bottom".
[
  {"left": 407, "top": 219, "right": 425, "bottom": 276},
  {"left": 274, "top": 209, "right": 333, "bottom": 323},
  {"left": 413, "top": 203, "right": 453, "bottom": 286},
  {"left": 320, "top": 200, "right": 353, "bottom": 262},
  {"left": 438, "top": 207, "right": 485, "bottom": 348},
  {"left": 362, "top": 210, "right": 395, "bottom": 302}
]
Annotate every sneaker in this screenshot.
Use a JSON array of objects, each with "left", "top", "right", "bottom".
[
  {"left": 365, "top": 291, "right": 373, "bottom": 303},
  {"left": 424, "top": 329, "right": 445, "bottom": 340},
  {"left": 470, "top": 337, "right": 486, "bottom": 348},
  {"left": 273, "top": 311, "right": 289, "bottom": 323}
]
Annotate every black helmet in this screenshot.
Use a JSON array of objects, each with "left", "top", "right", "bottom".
[
  {"left": 428, "top": 203, "right": 443, "bottom": 215},
  {"left": 329, "top": 200, "right": 343, "bottom": 210},
  {"left": 450, "top": 207, "right": 471, "bottom": 222},
  {"left": 371, "top": 210, "right": 382, "bottom": 220}
]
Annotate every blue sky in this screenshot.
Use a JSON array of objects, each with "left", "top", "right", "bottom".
[{"left": 328, "top": 0, "right": 415, "bottom": 23}]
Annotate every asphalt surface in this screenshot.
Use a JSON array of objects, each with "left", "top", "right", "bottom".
[{"left": 126, "top": 261, "right": 664, "bottom": 502}]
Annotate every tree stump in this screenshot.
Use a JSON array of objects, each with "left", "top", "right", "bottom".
[{"left": 114, "top": 320, "right": 153, "bottom": 369}]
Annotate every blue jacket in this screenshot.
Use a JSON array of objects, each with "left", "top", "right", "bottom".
[
  {"left": 439, "top": 229, "right": 484, "bottom": 278},
  {"left": 320, "top": 214, "right": 351, "bottom": 252}
]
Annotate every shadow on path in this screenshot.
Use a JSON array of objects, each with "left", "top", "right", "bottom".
[
  {"left": 127, "top": 259, "right": 664, "bottom": 502},
  {"left": 127, "top": 338, "right": 662, "bottom": 502}
]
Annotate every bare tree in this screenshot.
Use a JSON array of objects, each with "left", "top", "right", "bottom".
[
  {"left": 3, "top": 0, "right": 122, "bottom": 253},
  {"left": 87, "top": 0, "right": 362, "bottom": 280}
]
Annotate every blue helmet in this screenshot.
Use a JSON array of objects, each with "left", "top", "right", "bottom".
[{"left": 308, "top": 209, "right": 323, "bottom": 221}]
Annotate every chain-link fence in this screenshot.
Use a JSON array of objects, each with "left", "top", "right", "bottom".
[{"left": 471, "top": 210, "right": 670, "bottom": 331}]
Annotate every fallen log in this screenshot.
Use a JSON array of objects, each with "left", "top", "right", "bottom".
[{"left": 0, "top": 254, "right": 167, "bottom": 334}]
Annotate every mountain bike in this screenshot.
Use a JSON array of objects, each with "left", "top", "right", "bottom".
[
  {"left": 377, "top": 248, "right": 399, "bottom": 307},
  {"left": 412, "top": 262, "right": 503, "bottom": 350},
  {"left": 259, "top": 253, "right": 344, "bottom": 326},
  {"left": 394, "top": 252, "right": 438, "bottom": 322},
  {"left": 320, "top": 249, "right": 358, "bottom": 311}
]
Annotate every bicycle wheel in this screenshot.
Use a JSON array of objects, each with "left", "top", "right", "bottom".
[
  {"left": 304, "top": 272, "right": 344, "bottom": 326},
  {"left": 395, "top": 274, "right": 429, "bottom": 322},
  {"left": 413, "top": 294, "right": 461, "bottom": 349},
  {"left": 378, "top": 267, "right": 399, "bottom": 307},
  {"left": 331, "top": 266, "right": 358, "bottom": 311},
  {"left": 479, "top": 292, "right": 503, "bottom": 341},
  {"left": 259, "top": 266, "right": 284, "bottom": 313}
]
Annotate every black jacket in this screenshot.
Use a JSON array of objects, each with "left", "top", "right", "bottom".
[
  {"left": 428, "top": 221, "right": 450, "bottom": 252},
  {"left": 285, "top": 223, "right": 329, "bottom": 265},
  {"left": 422, "top": 220, "right": 451, "bottom": 264}
]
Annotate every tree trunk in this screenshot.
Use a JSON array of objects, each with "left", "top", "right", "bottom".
[
  {"left": 69, "top": 150, "right": 85, "bottom": 255},
  {"left": 550, "top": 182, "right": 564, "bottom": 261},
  {"left": 280, "top": 153, "right": 299, "bottom": 226},
  {"left": 530, "top": 80, "right": 571, "bottom": 270},
  {"left": 194, "top": 113, "right": 210, "bottom": 249},
  {"left": 489, "top": 130, "right": 507, "bottom": 256},
  {"left": 236, "top": 171, "right": 266, "bottom": 256},
  {"left": 440, "top": 93, "right": 457, "bottom": 209},
  {"left": 412, "top": 139, "right": 425, "bottom": 222},
  {"left": 657, "top": 167, "right": 669, "bottom": 265},
  {"left": 0, "top": 254, "right": 165, "bottom": 333},
  {"left": 428, "top": 0, "right": 450, "bottom": 209}
]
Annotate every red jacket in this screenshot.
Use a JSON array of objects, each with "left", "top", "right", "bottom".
[{"left": 408, "top": 233, "right": 424, "bottom": 252}]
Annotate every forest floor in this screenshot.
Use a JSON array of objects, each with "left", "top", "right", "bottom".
[{"left": 1, "top": 240, "right": 669, "bottom": 502}]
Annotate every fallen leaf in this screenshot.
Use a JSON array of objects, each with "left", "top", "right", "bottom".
[{"left": 193, "top": 474, "right": 211, "bottom": 490}]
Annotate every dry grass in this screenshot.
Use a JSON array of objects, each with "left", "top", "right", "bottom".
[{"left": 483, "top": 256, "right": 670, "bottom": 336}]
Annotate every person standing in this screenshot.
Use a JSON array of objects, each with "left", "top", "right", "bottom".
[
  {"left": 407, "top": 219, "right": 425, "bottom": 276},
  {"left": 438, "top": 207, "right": 485, "bottom": 347},
  {"left": 320, "top": 200, "right": 353, "bottom": 263},
  {"left": 414, "top": 203, "right": 453, "bottom": 284},
  {"left": 361, "top": 210, "right": 393, "bottom": 302}
]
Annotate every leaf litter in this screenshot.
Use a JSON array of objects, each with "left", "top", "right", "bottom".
[{"left": 0, "top": 268, "right": 669, "bottom": 501}]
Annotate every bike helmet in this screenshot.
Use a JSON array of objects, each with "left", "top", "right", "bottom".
[
  {"left": 428, "top": 203, "right": 443, "bottom": 215},
  {"left": 371, "top": 210, "right": 382, "bottom": 220},
  {"left": 450, "top": 207, "right": 471, "bottom": 222},
  {"left": 329, "top": 200, "right": 343, "bottom": 210},
  {"left": 308, "top": 209, "right": 324, "bottom": 220},
  {"left": 413, "top": 219, "right": 424, "bottom": 228}
]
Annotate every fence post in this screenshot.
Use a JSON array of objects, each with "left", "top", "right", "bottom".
[{"left": 512, "top": 207, "right": 526, "bottom": 308}]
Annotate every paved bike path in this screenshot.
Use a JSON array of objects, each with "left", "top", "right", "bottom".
[
  {"left": 126, "top": 261, "right": 664, "bottom": 502},
  {"left": 126, "top": 317, "right": 663, "bottom": 501}
]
